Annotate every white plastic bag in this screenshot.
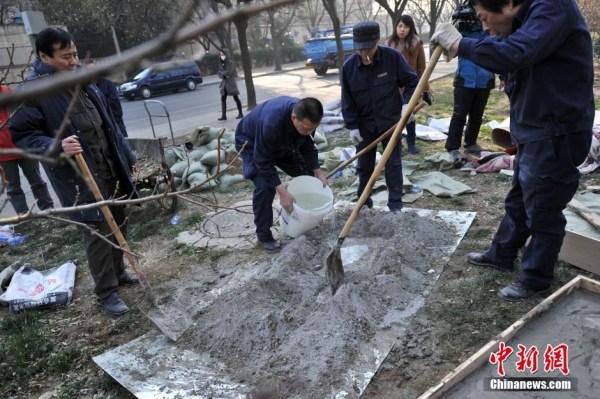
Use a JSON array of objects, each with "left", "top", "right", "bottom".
[{"left": 0, "top": 261, "right": 76, "bottom": 313}]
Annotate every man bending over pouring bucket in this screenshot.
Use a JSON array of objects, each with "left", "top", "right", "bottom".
[
  {"left": 235, "top": 96, "right": 329, "bottom": 252},
  {"left": 341, "top": 21, "right": 418, "bottom": 212}
]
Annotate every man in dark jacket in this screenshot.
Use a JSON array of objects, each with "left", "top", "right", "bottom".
[
  {"left": 235, "top": 96, "right": 328, "bottom": 252},
  {"left": 10, "top": 28, "right": 139, "bottom": 316},
  {"left": 445, "top": 21, "right": 495, "bottom": 158},
  {"left": 341, "top": 21, "right": 419, "bottom": 212},
  {"left": 431, "top": 0, "right": 594, "bottom": 301}
]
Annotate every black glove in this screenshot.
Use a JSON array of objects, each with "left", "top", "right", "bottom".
[{"left": 422, "top": 92, "right": 433, "bottom": 106}]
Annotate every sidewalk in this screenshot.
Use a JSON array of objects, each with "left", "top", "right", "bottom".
[{"left": 201, "top": 61, "right": 308, "bottom": 87}]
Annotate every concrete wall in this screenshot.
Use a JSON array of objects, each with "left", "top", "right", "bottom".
[{"left": 0, "top": 25, "right": 34, "bottom": 84}]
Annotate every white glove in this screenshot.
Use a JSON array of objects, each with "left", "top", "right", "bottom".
[
  {"left": 430, "top": 22, "right": 462, "bottom": 62},
  {"left": 349, "top": 129, "right": 363, "bottom": 146},
  {"left": 402, "top": 104, "right": 416, "bottom": 124}
]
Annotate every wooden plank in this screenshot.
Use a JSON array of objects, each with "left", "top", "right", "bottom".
[
  {"left": 558, "top": 229, "right": 600, "bottom": 276},
  {"left": 567, "top": 199, "right": 600, "bottom": 230},
  {"left": 418, "top": 275, "right": 599, "bottom": 399}
]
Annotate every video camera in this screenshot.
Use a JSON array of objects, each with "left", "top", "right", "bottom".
[{"left": 452, "top": 1, "right": 478, "bottom": 33}]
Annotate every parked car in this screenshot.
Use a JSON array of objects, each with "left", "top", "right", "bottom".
[{"left": 119, "top": 60, "right": 203, "bottom": 100}]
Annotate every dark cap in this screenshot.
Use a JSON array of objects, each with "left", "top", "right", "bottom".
[{"left": 353, "top": 21, "right": 380, "bottom": 50}]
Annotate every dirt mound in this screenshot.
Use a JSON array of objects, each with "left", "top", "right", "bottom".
[{"left": 172, "top": 209, "right": 456, "bottom": 397}]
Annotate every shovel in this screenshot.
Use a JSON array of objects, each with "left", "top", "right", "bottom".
[
  {"left": 75, "top": 153, "right": 193, "bottom": 341},
  {"left": 325, "top": 46, "right": 443, "bottom": 295}
]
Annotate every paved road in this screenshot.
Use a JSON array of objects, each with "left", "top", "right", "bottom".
[
  {"left": 1, "top": 55, "right": 457, "bottom": 219},
  {"left": 123, "top": 56, "right": 457, "bottom": 142}
]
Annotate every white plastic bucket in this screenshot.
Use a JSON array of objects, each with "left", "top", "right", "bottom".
[{"left": 279, "top": 176, "right": 334, "bottom": 238}]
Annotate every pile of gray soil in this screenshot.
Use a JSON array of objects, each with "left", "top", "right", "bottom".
[{"left": 178, "top": 208, "right": 456, "bottom": 397}]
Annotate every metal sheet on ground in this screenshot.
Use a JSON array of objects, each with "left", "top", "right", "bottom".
[{"left": 93, "top": 208, "right": 476, "bottom": 398}]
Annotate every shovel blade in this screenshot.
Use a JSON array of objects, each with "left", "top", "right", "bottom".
[
  {"left": 140, "top": 297, "right": 193, "bottom": 341},
  {"left": 325, "top": 247, "right": 344, "bottom": 295}
]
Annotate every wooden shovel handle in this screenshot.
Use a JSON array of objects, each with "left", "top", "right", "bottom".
[
  {"left": 337, "top": 46, "right": 443, "bottom": 240},
  {"left": 325, "top": 100, "right": 428, "bottom": 179},
  {"left": 74, "top": 153, "right": 149, "bottom": 288}
]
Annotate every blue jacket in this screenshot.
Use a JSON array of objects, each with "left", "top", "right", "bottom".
[
  {"left": 454, "top": 25, "right": 494, "bottom": 89},
  {"left": 341, "top": 45, "right": 418, "bottom": 134},
  {"left": 457, "top": 0, "right": 594, "bottom": 144},
  {"left": 10, "top": 59, "right": 137, "bottom": 222},
  {"left": 235, "top": 96, "right": 320, "bottom": 188}
]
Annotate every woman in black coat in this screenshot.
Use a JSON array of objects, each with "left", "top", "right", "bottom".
[{"left": 217, "top": 48, "right": 244, "bottom": 121}]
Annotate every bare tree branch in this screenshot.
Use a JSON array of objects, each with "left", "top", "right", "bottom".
[{"left": 0, "top": 0, "right": 296, "bottom": 108}]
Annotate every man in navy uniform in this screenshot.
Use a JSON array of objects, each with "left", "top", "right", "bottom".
[
  {"left": 341, "top": 21, "right": 419, "bottom": 212},
  {"left": 431, "top": 0, "right": 594, "bottom": 301},
  {"left": 235, "top": 96, "right": 328, "bottom": 252}
]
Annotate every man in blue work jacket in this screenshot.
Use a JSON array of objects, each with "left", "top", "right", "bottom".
[
  {"left": 341, "top": 21, "right": 419, "bottom": 212},
  {"left": 432, "top": 0, "right": 594, "bottom": 301},
  {"left": 235, "top": 96, "right": 329, "bottom": 252}
]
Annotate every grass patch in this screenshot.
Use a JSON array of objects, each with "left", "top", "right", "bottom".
[
  {"left": 0, "top": 312, "right": 54, "bottom": 388},
  {"left": 110, "top": 309, "right": 143, "bottom": 334},
  {"left": 47, "top": 346, "right": 82, "bottom": 374}
]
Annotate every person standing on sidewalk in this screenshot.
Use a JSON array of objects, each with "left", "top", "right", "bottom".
[
  {"left": 431, "top": 0, "right": 594, "bottom": 301},
  {"left": 10, "top": 28, "right": 139, "bottom": 316},
  {"left": 444, "top": 20, "right": 495, "bottom": 159},
  {"left": 1, "top": 84, "right": 54, "bottom": 215},
  {"left": 217, "top": 49, "right": 244, "bottom": 121},
  {"left": 342, "top": 21, "right": 419, "bottom": 212},
  {"left": 386, "top": 14, "right": 431, "bottom": 155}
]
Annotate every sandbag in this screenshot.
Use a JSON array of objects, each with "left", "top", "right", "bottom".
[
  {"left": 188, "top": 147, "right": 210, "bottom": 162},
  {"left": 200, "top": 149, "right": 227, "bottom": 166},
  {"left": 170, "top": 160, "right": 190, "bottom": 178},
  {"left": 188, "top": 173, "right": 217, "bottom": 191},
  {"left": 220, "top": 174, "right": 245, "bottom": 187},
  {"left": 211, "top": 163, "right": 229, "bottom": 176},
  {"left": 187, "top": 161, "right": 208, "bottom": 175},
  {"left": 190, "top": 126, "right": 222, "bottom": 147},
  {"left": 163, "top": 146, "right": 187, "bottom": 167}
]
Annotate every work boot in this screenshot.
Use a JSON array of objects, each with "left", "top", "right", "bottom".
[
  {"left": 464, "top": 143, "right": 483, "bottom": 155},
  {"left": 218, "top": 115, "right": 227, "bottom": 121},
  {"left": 467, "top": 252, "right": 513, "bottom": 272},
  {"left": 117, "top": 271, "right": 139, "bottom": 285},
  {"left": 236, "top": 113, "right": 244, "bottom": 119},
  {"left": 498, "top": 281, "right": 551, "bottom": 302},
  {"left": 101, "top": 292, "right": 129, "bottom": 316},
  {"left": 260, "top": 240, "right": 281, "bottom": 252},
  {"left": 408, "top": 145, "right": 420, "bottom": 155}
]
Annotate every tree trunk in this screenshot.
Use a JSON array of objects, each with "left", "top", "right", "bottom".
[
  {"left": 235, "top": 17, "right": 256, "bottom": 109},
  {"left": 322, "top": 0, "right": 345, "bottom": 72}
]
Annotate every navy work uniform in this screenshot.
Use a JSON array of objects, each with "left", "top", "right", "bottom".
[
  {"left": 235, "top": 96, "right": 320, "bottom": 244},
  {"left": 341, "top": 45, "right": 418, "bottom": 211},
  {"left": 458, "top": 0, "right": 594, "bottom": 291}
]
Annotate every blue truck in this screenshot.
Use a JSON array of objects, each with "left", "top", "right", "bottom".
[{"left": 304, "top": 26, "right": 355, "bottom": 75}]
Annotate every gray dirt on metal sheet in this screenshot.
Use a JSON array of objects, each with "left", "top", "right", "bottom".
[{"left": 178, "top": 208, "right": 455, "bottom": 397}]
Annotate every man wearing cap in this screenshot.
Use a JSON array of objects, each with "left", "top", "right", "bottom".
[{"left": 341, "top": 21, "right": 419, "bottom": 212}]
